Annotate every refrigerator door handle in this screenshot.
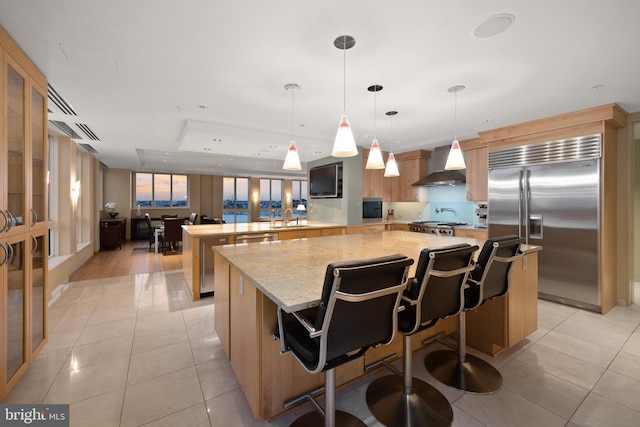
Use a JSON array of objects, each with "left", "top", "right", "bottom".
[
  {"left": 518, "top": 169, "right": 524, "bottom": 240},
  {"left": 522, "top": 168, "right": 530, "bottom": 243}
]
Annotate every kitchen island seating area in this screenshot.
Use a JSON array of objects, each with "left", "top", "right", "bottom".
[
  {"left": 277, "top": 254, "right": 414, "bottom": 427},
  {"left": 425, "top": 235, "right": 525, "bottom": 394},
  {"left": 366, "top": 244, "right": 478, "bottom": 427},
  {"left": 212, "top": 231, "right": 542, "bottom": 421}
]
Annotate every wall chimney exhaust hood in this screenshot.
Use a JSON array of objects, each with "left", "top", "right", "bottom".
[{"left": 412, "top": 145, "right": 466, "bottom": 187}]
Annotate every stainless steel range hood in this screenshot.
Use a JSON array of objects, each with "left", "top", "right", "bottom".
[{"left": 412, "top": 145, "right": 466, "bottom": 187}]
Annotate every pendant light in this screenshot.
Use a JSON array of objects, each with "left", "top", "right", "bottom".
[
  {"left": 384, "top": 111, "right": 400, "bottom": 177},
  {"left": 365, "top": 84, "right": 385, "bottom": 169},
  {"left": 282, "top": 83, "right": 302, "bottom": 171},
  {"left": 331, "top": 35, "right": 358, "bottom": 157},
  {"left": 444, "top": 85, "right": 466, "bottom": 170}
]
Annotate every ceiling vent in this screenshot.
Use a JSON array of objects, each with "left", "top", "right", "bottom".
[
  {"left": 77, "top": 143, "right": 99, "bottom": 155},
  {"left": 49, "top": 120, "right": 82, "bottom": 139},
  {"left": 47, "top": 84, "right": 77, "bottom": 116},
  {"left": 47, "top": 84, "right": 100, "bottom": 141}
]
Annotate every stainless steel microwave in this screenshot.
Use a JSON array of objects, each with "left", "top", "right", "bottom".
[{"left": 362, "top": 199, "right": 383, "bottom": 220}]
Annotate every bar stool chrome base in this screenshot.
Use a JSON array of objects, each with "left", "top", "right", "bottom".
[
  {"left": 290, "top": 410, "right": 366, "bottom": 427},
  {"left": 425, "top": 349, "right": 502, "bottom": 394},
  {"left": 366, "top": 375, "right": 453, "bottom": 427}
]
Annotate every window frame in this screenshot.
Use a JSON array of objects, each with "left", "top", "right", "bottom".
[
  {"left": 133, "top": 172, "right": 189, "bottom": 208},
  {"left": 222, "top": 176, "right": 249, "bottom": 223}
]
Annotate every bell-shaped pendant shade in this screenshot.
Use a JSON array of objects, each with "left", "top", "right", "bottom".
[
  {"left": 384, "top": 152, "right": 400, "bottom": 177},
  {"left": 332, "top": 115, "right": 358, "bottom": 157},
  {"left": 365, "top": 139, "right": 385, "bottom": 169},
  {"left": 283, "top": 141, "right": 302, "bottom": 170},
  {"left": 444, "top": 139, "right": 466, "bottom": 170}
]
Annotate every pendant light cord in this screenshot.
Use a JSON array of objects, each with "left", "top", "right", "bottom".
[
  {"left": 291, "top": 85, "right": 294, "bottom": 139},
  {"left": 454, "top": 89, "right": 458, "bottom": 141},
  {"left": 343, "top": 36, "right": 347, "bottom": 113}
]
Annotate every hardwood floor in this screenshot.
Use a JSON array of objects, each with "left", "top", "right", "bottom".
[{"left": 69, "top": 240, "right": 183, "bottom": 282}]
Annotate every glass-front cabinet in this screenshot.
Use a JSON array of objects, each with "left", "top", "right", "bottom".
[{"left": 0, "top": 28, "right": 49, "bottom": 400}]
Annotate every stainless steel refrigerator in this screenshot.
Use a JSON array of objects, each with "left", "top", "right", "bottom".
[{"left": 488, "top": 134, "right": 602, "bottom": 312}]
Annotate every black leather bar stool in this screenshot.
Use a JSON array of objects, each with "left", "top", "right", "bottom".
[
  {"left": 277, "top": 254, "right": 414, "bottom": 427},
  {"left": 366, "top": 244, "right": 478, "bottom": 427},
  {"left": 425, "top": 236, "right": 524, "bottom": 394}
]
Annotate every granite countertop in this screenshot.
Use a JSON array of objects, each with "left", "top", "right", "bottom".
[
  {"left": 213, "top": 230, "right": 541, "bottom": 313},
  {"left": 182, "top": 220, "right": 346, "bottom": 237}
]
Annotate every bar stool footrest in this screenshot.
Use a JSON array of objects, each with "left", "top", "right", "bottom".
[
  {"left": 366, "top": 375, "right": 453, "bottom": 427},
  {"left": 424, "top": 349, "right": 502, "bottom": 394},
  {"left": 290, "top": 410, "right": 366, "bottom": 427}
]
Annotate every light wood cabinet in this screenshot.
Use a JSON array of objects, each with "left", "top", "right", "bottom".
[
  {"left": 466, "top": 251, "right": 538, "bottom": 355},
  {"left": 321, "top": 227, "right": 345, "bottom": 237},
  {"left": 383, "top": 150, "right": 430, "bottom": 202},
  {"left": 0, "top": 27, "right": 49, "bottom": 401},
  {"left": 277, "top": 228, "right": 322, "bottom": 240},
  {"left": 362, "top": 148, "right": 385, "bottom": 199},
  {"left": 464, "top": 146, "right": 488, "bottom": 201},
  {"left": 391, "top": 223, "right": 410, "bottom": 231},
  {"left": 361, "top": 223, "right": 386, "bottom": 234},
  {"left": 453, "top": 227, "right": 487, "bottom": 240}
]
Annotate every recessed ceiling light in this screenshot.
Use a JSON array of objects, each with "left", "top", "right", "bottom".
[
  {"left": 254, "top": 153, "right": 261, "bottom": 156},
  {"left": 212, "top": 138, "right": 222, "bottom": 143},
  {"left": 592, "top": 84, "right": 604, "bottom": 90},
  {"left": 197, "top": 104, "right": 208, "bottom": 109},
  {"left": 269, "top": 145, "right": 278, "bottom": 149},
  {"left": 204, "top": 147, "right": 211, "bottom": 151},
  {"left": 483, "top": 118, "right": 493, "bottom": 123},
  {"left": 473, "top": 13, "right": 515, "bottom": 38}
]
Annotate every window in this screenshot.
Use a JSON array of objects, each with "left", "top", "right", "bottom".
[
  {"left": 134, "top": 173, "right": 188, "bottom": 208},
  {"left": 292, "top": 180, "right": 308, "bottom": 218},
  {"left": 260, "top": 179, "right": 282, "bottom": 219},
  {"left": 223, "top": 177, "right": 249, "bottom": 223}
]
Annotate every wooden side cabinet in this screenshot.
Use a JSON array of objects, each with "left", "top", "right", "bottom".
[
  {"left": 464, "top": 146, "right": 488, "bottom": 201},
  {"left": 100, "top": 219, "right": 126, "bottom": 250}
]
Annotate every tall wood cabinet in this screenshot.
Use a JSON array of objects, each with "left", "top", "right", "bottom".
[
  {"left": 462, "top": 141, "right": 488, "bottom": 201},
  {"left": 383, "top": 150, "right": 430, "bottom": 202},
  {"left": 1, "top": 26, "right": 49, "bottom": 401},
  {"left": 362, "top": 148, "right": 385, "bottom": 199}
]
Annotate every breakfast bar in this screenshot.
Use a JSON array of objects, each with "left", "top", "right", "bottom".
[{"left": 212, "top": 231, "right": 541, "bottom": 420}]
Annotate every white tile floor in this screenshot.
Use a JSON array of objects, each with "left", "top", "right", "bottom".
[{"left": 4, "top": 272, "right": 640, "bottom": 427}]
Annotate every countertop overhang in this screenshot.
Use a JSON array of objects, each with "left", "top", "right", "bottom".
[{"left": 213, "top": 230, "right": 541, "bottom": 313}]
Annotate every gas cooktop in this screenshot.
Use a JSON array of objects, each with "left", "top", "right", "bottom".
[{"left": 409, "top": 221, "right": 469, "bottom": 226}]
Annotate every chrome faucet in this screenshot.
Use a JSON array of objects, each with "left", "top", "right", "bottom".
[
  {"left": 435, "top": 207, "right": 457, "bottom": 216},
  {"left": 283, "top": 208, "right": 293, "bottom": 225}
]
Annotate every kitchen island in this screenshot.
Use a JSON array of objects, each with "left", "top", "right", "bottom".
[
  {"left": 181, "top": 221, "right": 347, "bottom": 300},
  {"left": 212, "top": 231, "right": 541, "bottom": 420}
]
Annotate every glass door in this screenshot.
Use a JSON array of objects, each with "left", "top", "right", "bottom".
[
  {"left": 4, "top": 57, "right": 28, "bottom": 236},
  {"left": 4, "top": 236, "right": 26, "bottom": 383},
  {"left": 30, "top": 83, "right": 47, "bottom": 231},
  {"left": 30, "top": 232, "right": 46, "bottom": 355}
]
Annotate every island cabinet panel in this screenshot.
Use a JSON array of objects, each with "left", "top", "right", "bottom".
[
  {"left": 465, "top": 251, "right": 538, "bottom": 355},
  {"left": 213, "top": 252, "right": 230, "bottom": 356},
  {"left": 277, "top": 228, "right": 322, "bottom": 240},
  {"left": 229, "top": 266, "right": 262, "bottom": 419},
  {"left": 364, "top": 316, "right": 456, "bottom": 365}
]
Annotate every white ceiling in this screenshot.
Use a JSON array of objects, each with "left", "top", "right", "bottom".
[{"left": 1, "top": 1, "right": 639, "bottom": 179}]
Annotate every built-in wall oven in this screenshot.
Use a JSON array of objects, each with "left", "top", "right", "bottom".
[{"left": 362, "top": 199, "right": 383, "bottom": 221}]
